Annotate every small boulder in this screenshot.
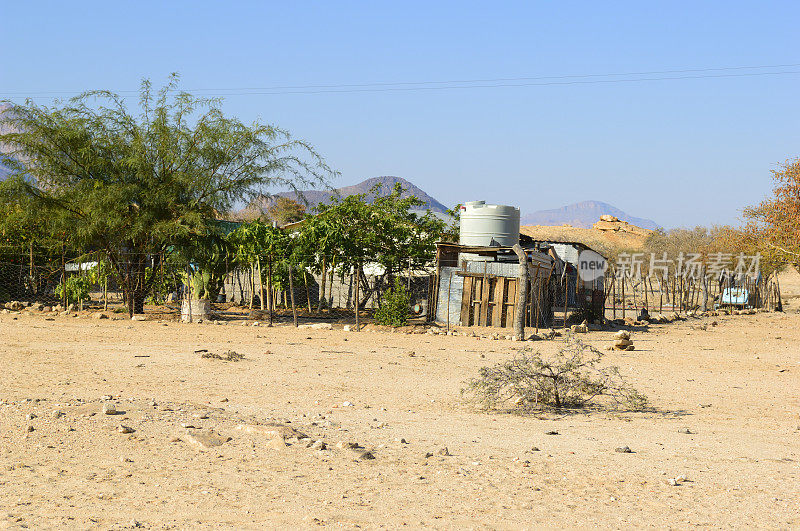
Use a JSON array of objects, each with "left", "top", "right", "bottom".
[
  {"left": 184, "top": 430, "right": 231, "bottom": 450},
  {"left": 613, "top": 338, "right": 633, "bottom": 350}
]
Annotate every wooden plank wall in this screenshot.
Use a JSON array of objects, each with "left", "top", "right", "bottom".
[{"left": 459, "top": 274, "right": 518, "bottom": 328}]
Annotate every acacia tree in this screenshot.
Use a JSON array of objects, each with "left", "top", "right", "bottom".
[
  {"left": 0, "top": 76, "right": 332, "bottom": 315},
  {"left": 744, "top": 157, "right": 800, "bottom": 268}
]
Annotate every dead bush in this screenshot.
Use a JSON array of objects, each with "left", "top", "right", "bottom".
[
  {"left": 201, "top": 350, "right": 244, "bottom": 362},
  {"left": 463, "top": 335, "right": 647, "bottom": 411}
]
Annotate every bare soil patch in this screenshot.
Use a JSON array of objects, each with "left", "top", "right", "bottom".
[{"left": 0, "top": 303, "right": 798, "bottom": 528}]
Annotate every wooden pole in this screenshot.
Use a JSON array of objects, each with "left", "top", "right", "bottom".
[
  {"left": 512, "top": 244, "right": 529, "bottom": 340},
  {"left": 621, "top": 275, "right": 626, "bottom": 320},
  {"left": 303, "top": 270, "right": 312, "bottom": 313},
  {"left": 267, "top": 259, "right": 273, "bottom": 326},
  {"left": 701, "top": 273, "right": 708, "bottom": 312},
  {"left": 611, "top": 274, "right": 616, "bottom": 319},
  {"left": 354, "top": 264, "right": 361, "bottom": 331},
  {"left": 317, "top": 258, "right": 327, "bottom": 313},
  {"left": 563, "top": 272, "right": 569, "bottom": 328},
  {"left": 288, "top": 262, "right": 298, "bottom": 327}
]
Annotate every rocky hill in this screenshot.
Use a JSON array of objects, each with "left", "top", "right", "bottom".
[
  {"left": 521, "top": 214, "right": 655, "bottom": 257},
  {"left": 259, "top": 176, "right": 450, "bottom": 214},
  {"left": 522, "top": 200, "right": 660, "bottom": 230}
]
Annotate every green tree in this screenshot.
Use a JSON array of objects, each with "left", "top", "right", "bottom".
[
  {"left": 0, "top": 76, "right": 333, "bottom": 316},
  {"left": 309, "top": 182, "right": 447, "bottom": 309},
  {"left": 230, "top": 220, "right": 289, "bottom": 321}
]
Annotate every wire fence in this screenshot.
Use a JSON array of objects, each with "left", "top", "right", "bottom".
[{"left": 0, "top": 248, "right": 784, "bottom": 327}]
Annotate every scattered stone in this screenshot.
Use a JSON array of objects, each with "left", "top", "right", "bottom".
[
  {"left": 52, "top": 410, "right": 64, "bottom": 419},
  {"left": 437, "top": 447, "right": 451, "bottom": 456},
  {"left": 342, "top": 401, "right": 354, "bottom": 407},
  {"left": 570, "top": 324, "right": 588, "bottom": 334},
  {"left": 425, "top": 452, "right": 434, "bottom": 458},
  {"left": 625, "top": 345, "right": 635, "bottom": 351},
  {"left": 613, "top": 330, "right": 631, "bottom": 340},
  {"left": 545, "top": 431, "right": 559, "bottom": 435},
  {"left": 131, "top": 315, "right": 147, "bottom": 321},
  {"left": 665, "top": 475, "right": 687, "bottom": 486},
  {"left": 117, "top": 425, "right": 135, "bottom": 434},
  {"left": 299, "top": 322, "right": 332, "bottom": 330},
  {"left": 92, "top": 311, "right": 109, "bottom": 320},
  {"left": 678, "top": 428, "right": 694, "bottom": 434},
  {"left": 613, "top": 338, "right": 633, "bottom": 350},
  {"left": 615, "top": 446, "right": 633, "bottom": 453},
  {"left": 102, "top": 403, "right": 117, "bottom": 415},
  {"left": 121, "top": 457, "right": 133, "bottom": 463},
  {"left": 530, "top": 446, "right": 540, "bottom": 452},
  {"left": 26, "top": 425, "right": 34, "bottom": 432},
  {"left": 356, "top": 450, "right": 376, "bottom": 460},
  {"left": 25, "top": 413, "right": 36, "bottom": 421},
  {"left": 342, "top": 325, "right": 351, "bottom": 332},
  {"left": 308, "top": 439, "right": 327, "bottom": 451},
  {"left": 184, "top": 430, "right": 231, "bottom": 450}
]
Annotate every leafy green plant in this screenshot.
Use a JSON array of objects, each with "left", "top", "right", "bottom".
[
  {"left": 0, "top": 75, "right": 333, "bottom": 316},
  {"left": 374, "top": 279, "right": 411, "bottom": 327},
  {"left": 55, "top": 275, "right": 92, "bottom": 305},
  {"left": 463, "top": 335, "right": 647, "bottom": 410}
]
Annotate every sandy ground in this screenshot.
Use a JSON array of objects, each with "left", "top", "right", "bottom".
[{"left": 1, "top": 301, "right": 799, "bottom": 529}]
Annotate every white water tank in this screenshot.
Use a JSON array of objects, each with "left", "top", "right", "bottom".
[{"left": 459, "top": 201, "right": 520, "bottom": 247}]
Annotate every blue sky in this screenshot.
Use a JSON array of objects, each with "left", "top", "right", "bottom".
[{"left": 2, "top": 1, "right": 799, "bottom": 228}]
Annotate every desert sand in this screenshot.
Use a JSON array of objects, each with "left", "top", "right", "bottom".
[{"left": 1, "top": 300, "right": 798, "bottom": 529}]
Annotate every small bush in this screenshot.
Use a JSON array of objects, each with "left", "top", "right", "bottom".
[
  {"left": 374, "top": 279, "right": 411, "bottom": 327},
  {"left": 54, "top": 276, "right": 92, "bottom": 305},
  {"left": 463, "top": 335, "right": 647, "bottom": 411}
]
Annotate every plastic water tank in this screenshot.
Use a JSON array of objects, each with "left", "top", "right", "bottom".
[{"left": 459, "top": 201, "right": 520, "bottom": 247}]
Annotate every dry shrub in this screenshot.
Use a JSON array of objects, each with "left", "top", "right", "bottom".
[
  {"left": 463, "top": 335, "right": 647, "bottom": 411},
  {"left": 201, "top": 350, "right": 244, "bottom": 362}
]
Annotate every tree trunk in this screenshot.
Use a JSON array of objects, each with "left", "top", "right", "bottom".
[
  {"left": 354, "top": 264, "right": 360, "bottom": 331},
  {"left": 248, "top": 265, "right": 254, "bottom": 310},
  {"left": 303, "top": 271, "right": 312, "bottom": 313},
  {"left": 317, "top": 258, "right": 327, "bottom": 313},
  {"left": 257, "top": 257, "right": 264, "bottom": 311},
  {"left": 512, "top": 244, "right": 529, "bottom": 340},
  {"left": 267, "top": 259, "right": 274, "bottom": 326},
  {"left": 289, "top": 265, "right": 298, "bottom": 327}
]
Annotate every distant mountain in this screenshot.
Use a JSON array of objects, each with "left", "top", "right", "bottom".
[
  {"left": 521, "top": 200, "right": 660, "bottom": 230},
  {"left": 271, "top": 176, "right": 450, "bottom": 213}
]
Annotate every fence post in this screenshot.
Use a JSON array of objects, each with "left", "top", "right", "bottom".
[
  {"left": 288, "top": 260, "right": 298, "bottom": 327},
  {"left": 354, "top": 263, "right": 361, "bottom": 331},
  {"left": 512, "top": 244, "right": 529, "bottom": 341}
]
